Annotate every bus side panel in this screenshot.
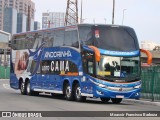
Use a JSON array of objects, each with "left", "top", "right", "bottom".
[
  {"left": 81, "top": 75, "right": 94, "bottom": 95},
  {"left": 10, "top": 73, "right": 19, "bottom": 89},
  {"left": 30, "top": 74, "right": 42, "bottom": 90}
]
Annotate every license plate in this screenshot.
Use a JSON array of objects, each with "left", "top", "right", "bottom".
[{"left": 116, "top": 95, "right": 124, "bottom": 98}]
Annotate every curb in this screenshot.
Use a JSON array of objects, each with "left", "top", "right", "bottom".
[
  {"left": 0, "top": 79, "right": 9, "bottom": 81},
  {"left": 122, "top": 99, "right": 160, "bottom": 106}
]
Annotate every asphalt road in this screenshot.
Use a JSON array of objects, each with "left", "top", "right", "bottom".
[{"left": 0, "top": 79, "right": 160, "bottom": 120}]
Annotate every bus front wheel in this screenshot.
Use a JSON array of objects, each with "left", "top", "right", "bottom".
[
  {"left": 111, "top": 98, "right": 122, "bottom": 104},
  {"left": 74, "top": 83, "right": 86, "bottom": 102}
]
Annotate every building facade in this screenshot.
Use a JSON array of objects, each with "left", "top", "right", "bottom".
[
  {"left": 0, "top": 30, "right": 10, "bottom": 67},
  {"left": 0, "top": 0, "right": 35, "bottom": 34},
  {"left": 17, "top": 13, "right": 27, "bottom": 33},
  {"left": 3, "top": 7, "right": 17, "bottom": 34},
  {"left": 34, "top": 21, "right": 40, "bottom": 30},
  {"left": 42, "top": 12, "right": 65, "bottom": 29},
  {"left": 141, "top": 41, "right": 160, "bottom": 50}
]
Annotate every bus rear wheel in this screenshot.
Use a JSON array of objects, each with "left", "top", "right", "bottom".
[
  {"left": 26, "top": 81, "right": 39, "bottom": 96},
  {"left": 111, "top": 98, "right": 122, "bottom": 104},
  {"left": 20, "top": 82, "right": 26, "bottom": 95},
  {"left": 64, "top": 83, "right": 74, "bottom": 101},
  {"left": 74, "top": 83, "right": 86, "bottom": 102},
  {"left": 100, "top": 98, "right": 110, "bottom": 103}
]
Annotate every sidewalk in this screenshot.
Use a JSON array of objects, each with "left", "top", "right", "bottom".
[{"left": 122, "top": 99, "right": 160, "bottom": 106}]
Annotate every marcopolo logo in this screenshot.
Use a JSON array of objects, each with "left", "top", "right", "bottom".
[{"left": 45, "top": 51, "right": 72, "bottom": 58}]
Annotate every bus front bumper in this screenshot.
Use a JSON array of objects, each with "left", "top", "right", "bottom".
[{"left": 93, "top": 86, "right": 141, "bottom": 99}]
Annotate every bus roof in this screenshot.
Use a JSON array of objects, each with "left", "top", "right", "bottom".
[{"left": 13, "top": 24, "right": 133, "bottom": 36}]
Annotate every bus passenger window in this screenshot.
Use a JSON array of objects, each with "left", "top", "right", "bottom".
[
  {"left": 53, "top": 30, "right": 64, "bottom": 47},
  {"left": 64, "top": 30, "right": 79, "bottom": 48}
]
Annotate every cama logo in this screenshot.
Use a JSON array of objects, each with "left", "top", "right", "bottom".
[{"left": 45, "top": 51, "right": 72, "bottom": 58}]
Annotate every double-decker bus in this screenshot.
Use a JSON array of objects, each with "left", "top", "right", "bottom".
[{"left": 10, "top": 24, "right": 152, "bottom": 103}]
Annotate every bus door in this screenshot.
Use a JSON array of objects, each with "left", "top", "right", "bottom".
[{"left": 81, "top": 50, "right": 96, "bottom": 92}]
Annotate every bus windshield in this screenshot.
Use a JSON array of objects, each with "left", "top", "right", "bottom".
[
  {"left": 79, "top": 25, "right": 139, "bottom": 51},
  {"left": 96, "top": 55, "right": 140, "bottom": 82},
  {"left": 94, "top": 26, "right": 139, "bottom": 51}
]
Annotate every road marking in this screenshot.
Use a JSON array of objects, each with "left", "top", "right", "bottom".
[
  {"left": 3, "top": 84, "right": 11, "bottom": 90},
  {"left": 0, "top": 79, "right": 9, "bottom": 81}
]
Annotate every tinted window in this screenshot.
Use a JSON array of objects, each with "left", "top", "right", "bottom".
[
  {"left": 79, "top": 25, "right": 139, "bottom": 51},
  {"left": 32, "top": 32, "right": 43, "bottom": 49},
  {"left": 30, "top": 60, "right": 40, "bottom": 74},
  {"left": 78, "top": 26, "right": 92, "bottom": 45},
  {"left": 12, "top": 35, "right": 26, "bottom": 50},
  {"left": 41, "top": 60, "right": 78, "bottom": 75},
  {"left": 93, "top": 26, "right": 139, "bottom": 51},
  {"left": 26, "top": 33, "right": 36, "bottom": 49},
  {"left": 53, "top": 30, "right": 64, "bottom": 47},
  {"left": 64, "top": 30, "right": 79, "bottom": 48},
  {"left": 43, "top": 31, "right": 54, "bottom": 47}
]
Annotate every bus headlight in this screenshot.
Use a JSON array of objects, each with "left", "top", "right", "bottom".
[{"left": 134, "top": 84, "right": 141, "bottom": 89}]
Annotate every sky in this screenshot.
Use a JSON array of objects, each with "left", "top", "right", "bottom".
[{"left": 32, "top": 0, "right": 160, "bottom": 44}]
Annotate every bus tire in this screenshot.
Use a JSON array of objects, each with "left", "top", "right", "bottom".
[
  {"left": 64, "top": 83, "right": 74, "bottom": 101},
  {"left": 26, "top": 81, "right": 39, "bottom": 96},
  {"left": 26, "top": 81, "right": 32, "bottom": 95},
  {"left": 100, "top": 98, "right": 110, "bottom": 103},
  {"left": 74, "top": 83, "right": 86, "bottom": 102},
  {"left": 111, "top": 98, "right": 122, "bottom": 104},
  {"left": 20, "top": 81, "right": 26, "bottom": 95}
]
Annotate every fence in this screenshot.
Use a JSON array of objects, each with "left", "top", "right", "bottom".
[
  {"left": 141, "top": 66, "right": 160, "bottom": 101},
  {"left": 0, "top": 66, "right": 10, "bottom": 79}
]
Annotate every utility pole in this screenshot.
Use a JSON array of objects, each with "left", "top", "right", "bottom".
[
  {"left": 112, "top": 0, "right": 115, "bottom": 24},
  {"left": 46, "top": 20, "right": 54, "bottom": 28},
  {"left": 43, "top": 20, "right": 54, "bottom": 29},
  {"left": 65, "top": 0, "right": 78, "bottom": 26},
  {"left": 81, "top": 0, "right": 83, "bottom": 23},
  {"left": 43, "top": 12, "right": 54, "bottom": 28}
]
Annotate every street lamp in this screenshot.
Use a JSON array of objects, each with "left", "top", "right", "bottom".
[
  {"left": 112, "top": 0, "right": 115, "bottom": 24},
  {"left": 122, "top": 9, "right": 127, "bottom": 25}
]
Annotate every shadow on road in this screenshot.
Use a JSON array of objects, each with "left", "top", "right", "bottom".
[
  {"left": 9, "top": 91, "right": 132, "bottom": 105},
  {"left": 37, "top": 93, "right": 131, "bottom": 105}
]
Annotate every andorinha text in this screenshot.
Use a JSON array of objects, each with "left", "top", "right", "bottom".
[{"left": 45, "top": 51, "right": 72, "bottom": 58}]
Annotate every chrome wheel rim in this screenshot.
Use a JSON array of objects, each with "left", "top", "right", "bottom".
[
  {"left": 27, "top": 83, "right": 30, "bottom": 94},
  {"left": 21, "top": 83, "right": 25, "bottom": 92},
  {"left": 76, "top": 87, "right": 81, "bottom": 99},
  {"left": 66, "top": 86, "right": 71, "bottom": 98}
]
